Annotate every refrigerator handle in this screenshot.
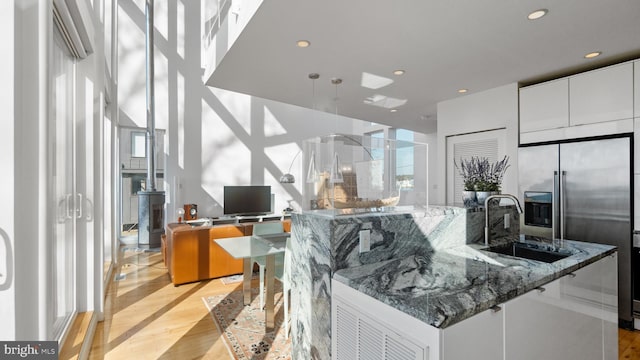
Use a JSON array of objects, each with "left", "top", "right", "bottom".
[
  {"left": 553, "top": 171, "right": 558, "bottom": 240},
  {"left": 560, "top": 170, "right": 566, "bottom": 241}
]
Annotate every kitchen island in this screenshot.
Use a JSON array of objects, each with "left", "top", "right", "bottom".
[{"left": 332, "top": 237, "right": 618, "bottom": 360}]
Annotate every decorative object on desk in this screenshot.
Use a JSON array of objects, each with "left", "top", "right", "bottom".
[
  {"left": 184, "top": 204, "right": 197, "bottom": 220},
  {"left": 203, "top": 285, "right": 291, "bottom": 360},
  {"left": 282, "top": 200, "right": 294, "bottom": 215},
  {"left": 455, "top": 155, "right": 510, "bottom": 207},
  {"left": 176, "top": 207, "right": 184, "bottom": 223}
]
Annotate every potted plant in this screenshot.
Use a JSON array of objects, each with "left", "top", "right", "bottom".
[
  {"left": 475, "top": 156, "right": 510, "bottom": 205},
  {"left": 455, "top": 156, "right": 510, "bottom": 207},
  {"left": 454, "top": 157, "right": 480, "bottom": 207}
]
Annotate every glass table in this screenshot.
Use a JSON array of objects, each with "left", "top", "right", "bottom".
[{"left": 215, "top": 233, "right": 289, "bottom": 331}]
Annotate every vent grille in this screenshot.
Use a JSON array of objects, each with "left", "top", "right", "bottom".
[
  {"left": 335, "top": 304, "right": 357, "bottom": 360},
  {"left": 453, "top": 139, "right": 498, "bottom": 203},
  {"left": 385, "top": 335, "right": 418, "bottom": 360},
  {"left": 358, "top": 319, "right": 383, "bottom": 360},
  {"left": 334, "top": 298, "right": 427, "bottom": 360}
]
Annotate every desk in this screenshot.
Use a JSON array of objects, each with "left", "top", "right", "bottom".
[{"left": 215, "top": 233, "right": 288, "bottom": 331}]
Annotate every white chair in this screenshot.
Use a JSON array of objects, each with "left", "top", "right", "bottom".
[
  {"left": 274, "top": 236, "right": 292, "bottom": 338},
  {"left": 251, "top": 222, "right": 285, "bottom": 310}
]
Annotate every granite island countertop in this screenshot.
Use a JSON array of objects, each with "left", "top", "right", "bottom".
[{"left": 333, "top": 237, "right": 617, "bottom": 329}]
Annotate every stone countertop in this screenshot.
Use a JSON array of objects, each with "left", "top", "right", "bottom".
[
  {"left": 333, "top": 237, "right": 617, "bottom": 329},
  {"left": 297, "top": 205, "right": 465, "bottom": 220}
]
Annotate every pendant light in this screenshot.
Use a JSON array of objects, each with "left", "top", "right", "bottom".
[
  {"left": 306, "top": 73, "right": 320, "bottom": 183},
  {"left": 279, "top": 73, "right": 321, "bottom": 184},
  {"left": 329, "top": 78, "right": 344, "bottom": 183}
]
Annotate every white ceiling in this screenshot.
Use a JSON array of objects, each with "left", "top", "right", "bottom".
[{"left": 205, "top": 0, "right": 640, "bottom": 133}]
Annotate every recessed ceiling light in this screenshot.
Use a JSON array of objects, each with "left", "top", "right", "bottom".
[
  {"left": 296, "top": 40, "right": 310, "bottom": 48},
  {"left": 527, "top": 9, "right": 548, "bottom": 20},
  {"left": 390, "top": 109, "right": 398, "bottom": 113},
  {"left": 584, "top": 51, "right": 602, "bottom": 59},
  {"left": 393, "top": 70, "right": 405, "bottom": 76},
  {"left": 458, "top": 89, "right": 468, "bottom": 94}
]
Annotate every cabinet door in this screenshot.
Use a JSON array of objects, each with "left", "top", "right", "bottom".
[
  {"left": 442, "top": 306, "right": 504, "bottom": 360},
  {"left": 560, "top": 254, "right": 618, "bottom": 360},
  {"left": 520, "top": 79, "right": 569, "bottom": 132},
  {"left": 505, "top": 277, "right": 603, "bottom": 360},
  {"left": 570, "top": 62, "right": 634, "bottom": 126}
]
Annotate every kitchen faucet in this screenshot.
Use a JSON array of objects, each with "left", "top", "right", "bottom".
[{"left": 484, "top": 194, "right": 523, "bottom": 247}]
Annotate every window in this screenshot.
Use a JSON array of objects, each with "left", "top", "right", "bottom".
[
  {"left": 369, "top": 131, "right": 384, "bottom": 160},
  {"left": 395, "top": 129, "right": 414, "bottom": 190},
  {"left": 131, "top": 131, "right": 146, "bottom": 158},
  {"left": 364, "top": 129, "right": 416, "bottom": 192}
]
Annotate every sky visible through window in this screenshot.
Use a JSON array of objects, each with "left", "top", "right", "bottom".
[
  {"left": 368, "top": 129, "right": 414, "bottom": 190},
  {"left": 396, "top": 129, "right": 414, "bottom": 189},
  {"left": 396, "top": 129, "right": 414, "bottom": 176}
]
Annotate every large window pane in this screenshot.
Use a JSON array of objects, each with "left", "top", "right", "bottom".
[
  {"left": 395, "top": 129, "right": 414, "bottom": 190},
  {"left": 50, "top": 22, "right": 76, "bottom": 340}
]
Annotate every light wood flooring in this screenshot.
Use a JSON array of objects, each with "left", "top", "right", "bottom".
[
  {"left": 86, "top": 247, "right": 640, "bottom": 359},
  {"left": 88, "top": 248, "right": 236, "bottom": 359}
]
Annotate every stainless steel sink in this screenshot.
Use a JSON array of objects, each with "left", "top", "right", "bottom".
[{"left": 483, "top": 241, "right": 572, "bottom": 263}]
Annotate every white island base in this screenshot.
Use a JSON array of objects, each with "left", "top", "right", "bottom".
[{"left": 332, "top": 253, "right": 618, "bottom": 360}]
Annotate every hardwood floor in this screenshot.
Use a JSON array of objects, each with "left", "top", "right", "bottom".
[
  {"left": 90, "top": 247, "right": 640, "bottom": 359},
  {"left": 620, "top": 328, "right": 640, "bottom": 359},
  {"left": 89, "top": 248, "right": 236, "bottom": 359}
]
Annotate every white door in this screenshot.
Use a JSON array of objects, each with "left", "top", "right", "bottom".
[
  {"left": 49, "top": 22, "right": 77, "bottom": 340},
  {"left": 446, "top": 129, "right": 507, "bottom": 206}
]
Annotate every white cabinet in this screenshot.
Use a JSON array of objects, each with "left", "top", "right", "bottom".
[
  {"left": 519, "top": 79, "right": 569, "bottom": 132},
  {"left": 441, "top": 305, "right": 503, "bottom": 359},
  {"left": 505, "top": 254, "right": 618, "bottom": 360},
  {"left": 332, "top": 280, "right": 433, "bottom": 360},
  {"left": 519, "top": 61, "right": 635, "bottom": 143},
  {"left": 332, "top": 254, "right": 617, "bottom": 360},
  {"left": 505, "top": 276, "right": 602, "bottom": 360},
  {"left": 569, "top": 62, "right": 634, "bottom": 126}
]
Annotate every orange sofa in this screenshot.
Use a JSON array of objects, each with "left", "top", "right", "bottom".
[{"left": 165, "top": 220, "right": 291, "bottom": 286}]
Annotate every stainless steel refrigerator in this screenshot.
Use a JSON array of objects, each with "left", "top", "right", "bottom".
[{"left": 518, "top": 135, "right": 632, "bottom": 326}]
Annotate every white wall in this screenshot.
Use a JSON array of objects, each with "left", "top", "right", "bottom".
[
  {"left": 118, "top": 0, "right": 366, "bottom": 221},
  {"left": 12, "top": 0, "right": 49, "bottom": 340},
  {"left": 436, "top": 83, "right": 519, "bottom": 205}
]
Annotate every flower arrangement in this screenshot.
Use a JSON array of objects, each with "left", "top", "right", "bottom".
[{"left": 455, "top": 155, "right": 510, "bottom": 192}]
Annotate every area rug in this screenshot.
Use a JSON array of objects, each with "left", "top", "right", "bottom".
[
  {"left": 220, "top": 273, "right": 258, "bottom": 285},
  {"left": 204, "top": 285, "right": 291, "bottom": 359}
]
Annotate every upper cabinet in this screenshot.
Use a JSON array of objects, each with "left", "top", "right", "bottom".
[
  {"left": 520, "top": 61, "right": 636, "bottom": 143},
  {"left": 569, "top": 62, "right": 634, "bottom": 126},
  {"left": 520, "top": 79, "right": 569, "bottom": 132}
]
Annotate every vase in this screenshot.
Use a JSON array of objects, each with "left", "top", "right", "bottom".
[
  {"left": 462, "top": 190, "right": 477, "bottom": 208},
  {"left": 476, "top": 191, "right": 500, "bottom": 206}
]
